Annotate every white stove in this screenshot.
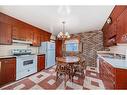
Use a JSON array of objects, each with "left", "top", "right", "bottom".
[{"left": 11, "top": 49, "right": 37, "bottom": 80}]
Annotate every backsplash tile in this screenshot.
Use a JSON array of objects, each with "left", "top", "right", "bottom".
[{"left": 0, "top": 43, "right": 38, "bottom": 56}]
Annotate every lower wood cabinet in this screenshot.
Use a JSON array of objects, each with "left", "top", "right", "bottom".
[
  {"left": 37, "top": 55, "right": 45, "bottom": 72},
  {"left": 99, "top": 58, "right": 127, "bottom": 89},
  {"left": 0, "top": 58, "right": 16, "bottom": 86}
]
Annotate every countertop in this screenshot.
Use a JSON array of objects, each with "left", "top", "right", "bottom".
[
  {"left": 98, "top": 54, "right": 127, "bottom": 69},
  {"left": 0, "top": 53, "right": 45, "bottom": 59},
  {"left": 0, "top": 55, "right": 16, "bottom": 59}
]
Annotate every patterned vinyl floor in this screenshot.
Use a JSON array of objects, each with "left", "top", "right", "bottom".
[{"left": 0, "top": 65, "right": 106, "bottom": 90}]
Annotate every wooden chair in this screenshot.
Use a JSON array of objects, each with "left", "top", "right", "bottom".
[
  {"left": 55, "top": 61, "right": 73, "bottom": 87},
  {"left": 74, "top": 59, "right": 85, "bottom": 76}
]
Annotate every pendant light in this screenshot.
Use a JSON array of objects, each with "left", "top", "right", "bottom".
[{"left": 57, "top": 21, "right": 70, "bottom": 39}]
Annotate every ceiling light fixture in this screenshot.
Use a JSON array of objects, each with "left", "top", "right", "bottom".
[{"left": 57, "top": 21, "right": 70, "bottom": 40}]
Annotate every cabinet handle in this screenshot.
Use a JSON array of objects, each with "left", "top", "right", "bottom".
[{"left": 0, "top": 61, "right": 1, "bottom": 69}]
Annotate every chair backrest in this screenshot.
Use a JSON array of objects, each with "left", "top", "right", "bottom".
[
  {"left": 69, "top": 52, "right": 75, "bottom": 56},
  {"left": 79, "top": 59, "right": 85, "bottom": 67}
]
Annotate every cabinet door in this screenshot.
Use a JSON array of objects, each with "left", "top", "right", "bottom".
[
  {"left": 108, "top": 21, "right": 117, "bottom": 38},
  {"left": 99, "top": 58, "right": 115, "bottom": 89},
  {"left": 115, "top": 68, "right": 127, "bottom": 89},
  {"left": 25, "top": 26, "right": 34, "bottom": 42},
  {"left": 40, "top": 31, "right": 45, "bottom": 42},
  {"left": 102, "top": 24, "right": 110, "bottom": 47},
  {"left": 0, "top": 22, "right": 12, "bottom": 45},
  {"left": 32, "top": 29, "right": 41, "bottom": 46},
  {"left": 116, "top": 9, "right": 127, "bottom": 43},
  {"left": 44, "top": 32, "right": 51, "bottom": 41},
  {"left": 0, "top": 58, "right": 16, "bottom": 86},
  {"left": 37, "top": 55, "right": 45, "bottom": 72},
  {"left": 12, "top": 25, "right": 26, "bottom": 41}
]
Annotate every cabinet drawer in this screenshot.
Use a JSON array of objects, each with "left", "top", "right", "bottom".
[{"left": 16, "top": 67, "right": 37, "bottom": 80}]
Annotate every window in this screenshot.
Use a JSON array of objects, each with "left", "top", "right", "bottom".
[{"left": 65, "top": 39, "right": 79, "bottom": 52}]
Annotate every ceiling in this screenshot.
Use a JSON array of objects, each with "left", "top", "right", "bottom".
[{"left": 0, "top": 6, "right": 114, "bottom": 35}]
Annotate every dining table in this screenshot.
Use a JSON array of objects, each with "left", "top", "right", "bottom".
[
  {"left": 56, "top": 56, "right": 80, "bottom": 64},
  {"left": 56, "top": 56, "right": 80, "bottom": 86}
]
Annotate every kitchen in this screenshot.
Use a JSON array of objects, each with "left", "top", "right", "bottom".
[{"left": 0, "top": 5, "right": 127, "bottom": 90}]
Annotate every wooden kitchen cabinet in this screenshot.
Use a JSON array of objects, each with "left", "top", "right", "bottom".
[
  {"left": 99, "top": 57, "right": 127, "bottom": 89},
  {"left": 102, "top": 6, "right": 127, "bottom": 46},
  {"left": 12, "top": 24, "right": 26, "bottom": 41},
  {"left": 0, "top": 21, "right": 12, "bottom": 45},
  {"left": 32, "top": 29, "right": 41, "bottom": 46},
  {"left": 99, "top": 59, "right": 115, "bottom": 89},
  {"left": 40, "top": 30, "right": 45, "bottom": 42},
  {"left": 37, "top": 55, "right": 45, "bottom": 72},
  {"left": 110, "top": 5, "right": 127, "bottom": 22},
  {"left": 116, "top": 9, "right": 126, "bottom": 43},
  {"left": 40, "top": 31, "right": 51, "bottom": 42},
  {"left": 0, "top": 58, "right": 16, "bottom": 86},
  {"left": 25, "top": 26, "right": 34, "bottom": 42},
  {"left": 0, "top": 12, "right": 51, "bottom": 46},
  {"left": 43, "top": 32, "right": 51, "bottom": 42},
  {"left": 108, "top": 21, "right": 117, "bottom": 39}
]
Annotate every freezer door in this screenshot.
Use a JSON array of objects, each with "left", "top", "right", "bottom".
[{"left": 47, "top": 42, "right": 55, "bottom": 50}]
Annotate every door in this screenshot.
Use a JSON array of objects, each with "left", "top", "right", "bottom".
[
  {"left": 0, "top": 22, "right": 12, "bottom": 45},
  {"left": 55, "top": 40, "right": 63, "bottom": 57},
  {"left": 46, "top": 50, "right": 55, "bottom": 68}
]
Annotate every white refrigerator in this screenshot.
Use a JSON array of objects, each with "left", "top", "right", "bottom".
[{"left": 39, "top": 42, "right": 55, "bottom": 69}]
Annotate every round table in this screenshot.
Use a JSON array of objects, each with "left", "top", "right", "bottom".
[
  {"left": 56, "top": 56, "right": 80, "bottom": 87},
  {"left": 56, "top": 56, "right": 80, "bottom": 64}
]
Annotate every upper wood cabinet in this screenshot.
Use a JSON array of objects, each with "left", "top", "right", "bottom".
[
  {"left": 32, "top": 29, "right": 41, "bottom": 46},
  {"left": 116, "top": 10, "right": 125, "bottom": 43},
  {"left": 0, "top": 58, "right": 16, "bottom": 86},
  {"left": 44, "top": 32, "right": 51, "bottom": 41},
  {"left": 102, "top": 6, "right": 127, "bottom": 46},
  {"left": 12, "top": 24, "right": 26, "bottom": 41},
  {"left": 0, "top": 12, "right": 51, "bottom": 45},
  {"left": 0, "top": 21, "right": 12, "bottom": 45},
  {"left": 110, "top": 5, "right": 127, "bottom": 22},
  {"left": 116, "top": 8, "right": 127, "bottom": 43},
  {"left": 108, "top": 21, "right": 117, "bottom": 39},
  {"left": 40, "top": 31, "right": 51, "bottom": 42}
]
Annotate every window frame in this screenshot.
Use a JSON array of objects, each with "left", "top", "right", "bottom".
[{"left": 64, "top": 38, "right": 80, "bottom": 53}]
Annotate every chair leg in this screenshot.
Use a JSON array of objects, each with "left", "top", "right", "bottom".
[
  {"left": 56, "top": 72, "right": 58, "bottom": 81},
  {"left": 64, "top": 74, "right": 66, "bottom": 88}
]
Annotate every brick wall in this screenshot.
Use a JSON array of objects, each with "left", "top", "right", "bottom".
[{"left": 63, "top": 30, "right": 104, "bottom": 67}]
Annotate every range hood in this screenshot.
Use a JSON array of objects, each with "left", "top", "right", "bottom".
[{"left": 12, "top": 39, "right": 32, "bottom": 44}]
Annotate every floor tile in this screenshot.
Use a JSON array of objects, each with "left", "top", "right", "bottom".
[{"left": 0, "top": 65, "right": 106, "bottom": 90}]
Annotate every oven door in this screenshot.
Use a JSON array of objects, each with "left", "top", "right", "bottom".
[{"left": 16, "top": 56, "right": 37, "bottom": 72}]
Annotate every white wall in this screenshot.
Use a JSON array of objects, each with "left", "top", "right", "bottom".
[{"left": 0, "top": 43, "right": 38, "bottom": 56}]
